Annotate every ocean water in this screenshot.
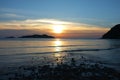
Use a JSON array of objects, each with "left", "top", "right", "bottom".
[{"left": 0, "top": 38, "right": 120, "bottom": 71}]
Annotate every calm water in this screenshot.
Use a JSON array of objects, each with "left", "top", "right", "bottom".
[{"left": 0, "top": 38, "right": 120, "bottom": 70}]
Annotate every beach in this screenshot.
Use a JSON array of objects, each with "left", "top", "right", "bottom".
[{"left": 0, "top": 38, "right": 120, "bottom": 80}]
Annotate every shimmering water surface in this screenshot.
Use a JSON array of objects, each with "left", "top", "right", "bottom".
[{"left": 0, "top": 38, "right": 120, "bottom": 70}]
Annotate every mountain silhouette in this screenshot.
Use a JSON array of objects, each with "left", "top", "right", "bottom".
[
  {"left": 6, "top": 36, "right": 15, "bottom": 38},
  {"left": 102, "top": 24, "right": 120, "bottom": 39},
  {"left": 19, "top": 34, "right": 55, "bottom": 38}
]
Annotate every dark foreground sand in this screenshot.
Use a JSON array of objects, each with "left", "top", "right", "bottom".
[{"left": 1, "top": 56, "right": 120, "bottom": 80}]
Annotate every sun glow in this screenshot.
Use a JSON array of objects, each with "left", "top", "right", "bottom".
[{"left": 52, "top": 25, "right": 64, "bottom": 33}]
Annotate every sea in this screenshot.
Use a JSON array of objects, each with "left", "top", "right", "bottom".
[{"left": 0, "top": 38, "right": 120, "bottom": 74}]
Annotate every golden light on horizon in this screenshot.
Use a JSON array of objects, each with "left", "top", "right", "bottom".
[
  {"left": 0, "top": 18, "right": 110, "bottom": 38},
  {"left": 52, "top": 25, "right": 64, "bottom": 33}
]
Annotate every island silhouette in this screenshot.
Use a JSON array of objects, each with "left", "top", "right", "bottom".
[
  {"left": 19, "top": 34, "right": 55, "bottom": 38},
  {"left": 6, "top": 34, "right": 55, "bottom": 38},
  {"left": 102, "top": 24, "right": 120, "bottom": 39}
]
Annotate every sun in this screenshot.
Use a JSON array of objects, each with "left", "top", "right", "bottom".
[{"left": 52, "top": 25, "right": 64, "bottom": 33}]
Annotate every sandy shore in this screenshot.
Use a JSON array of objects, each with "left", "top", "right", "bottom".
[{"left": 0, "top": 56, "right": 120, "bottom": 80}]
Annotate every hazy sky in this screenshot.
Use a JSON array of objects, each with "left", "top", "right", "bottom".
[{"left": 0, "top": 0, "right": 120, "bottom": 38}]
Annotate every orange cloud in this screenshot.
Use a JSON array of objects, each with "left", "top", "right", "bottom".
[{"left": 0, "top": 19, "right": 109, "bottom": 38}]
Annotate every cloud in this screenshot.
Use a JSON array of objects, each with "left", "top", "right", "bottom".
[
  {"left": 0, "top": 18, "right": 109, "bottom": 30},
  {"left": 0, "top": 18, "right": 110, "bottom": 38},
  {"left": 0, "top": 8, "right": 20, "bottom": 12},
  {"left": 0, "top": 8, "right": 28, "bottom": 15},
  {"left": 25, "top": 19, "right": 73, "bottom": 25},
  {"left": 0, "top": 13, "right": 25, "bottom": 18}
]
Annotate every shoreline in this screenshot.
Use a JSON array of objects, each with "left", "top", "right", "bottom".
[{"left": 0, "top": 56, "right": 120, "bottom": 80}]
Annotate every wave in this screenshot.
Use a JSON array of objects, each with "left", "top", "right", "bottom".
[
  {"left": 62, "top": 47, "right": 118, "bottom": 52},
  {"left": 0, "top": 47, "right": 119, "bottom": 56},
  {"left": 0, "top": 45, "right": 95, "bottom": 49}
]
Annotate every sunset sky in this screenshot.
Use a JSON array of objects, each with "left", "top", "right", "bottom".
[{"left": 0, "top": 0, "right": 120, "bottom": 38}]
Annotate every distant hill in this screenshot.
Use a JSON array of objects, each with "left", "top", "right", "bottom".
[
  {"left": 19, "top": 34, "right": 55, "bottom": 38},
  {"left": 6, "top": 34, "right": 55, "bottom": 38},
  {"left": 6, "top": 36, "right": 15, "bottom": 38},
  {"left": 102, "top": 24, "right": 120, "bottom": 39}
]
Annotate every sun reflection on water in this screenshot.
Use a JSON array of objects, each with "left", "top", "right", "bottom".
[
  {"left": 54, "top": 39, "right": 62, "bottom": 52},
  {"left": 53, "top": 39, "right": 66, "bottom": 64}
]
